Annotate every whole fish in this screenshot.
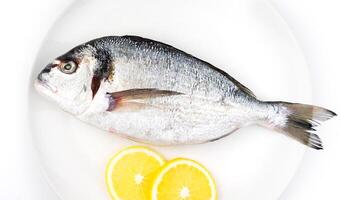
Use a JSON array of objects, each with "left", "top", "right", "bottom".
[{"left": 35, "top": 35, "right": 336, "bottom": 149}]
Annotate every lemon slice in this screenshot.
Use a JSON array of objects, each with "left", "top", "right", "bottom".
[
  {"left": 105, "top": 146, "right": 165, "bottom": 200},
  {"left": 151, "top": 158, "right": 217, "bottom": 200}
]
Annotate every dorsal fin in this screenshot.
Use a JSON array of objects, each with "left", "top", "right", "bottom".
[
  {"left": 224, "top": 73, "right": 256, "bottom": 98},
  {"left": 208, "top": 65, "right": 256, "bottom": 98}
]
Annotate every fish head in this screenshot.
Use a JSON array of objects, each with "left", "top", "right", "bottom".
[{"left": 35, "top": 44, "right": 100, "bottom": 115}]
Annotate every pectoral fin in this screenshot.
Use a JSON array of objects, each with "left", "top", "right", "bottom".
[{"left": 106, "top": 88, "right": 182, "bottom": 111}]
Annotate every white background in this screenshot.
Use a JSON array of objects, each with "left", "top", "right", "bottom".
[{"left": 0, "top": 0, "right": 339, "bottom": 199}]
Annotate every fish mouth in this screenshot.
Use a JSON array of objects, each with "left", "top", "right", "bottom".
[{"left": 35, "top": 79, "right": 58, "bottom": 93}]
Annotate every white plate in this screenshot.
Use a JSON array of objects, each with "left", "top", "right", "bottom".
[{"left": 28, "top": 0, "right": 311, "bottom": 199}]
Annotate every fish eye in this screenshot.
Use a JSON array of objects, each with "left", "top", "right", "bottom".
[{"left": 60, "top": 61, "right": 77, "bottom": 74}]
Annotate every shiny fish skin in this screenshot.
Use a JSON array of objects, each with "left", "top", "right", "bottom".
[
  {"left": 35, "top": 35, "right": 336, "bottom": 149},
  {"left": 82, "top": 36, "right": 260, "bottom": 144}
]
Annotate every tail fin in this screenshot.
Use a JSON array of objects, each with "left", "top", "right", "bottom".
[{"left": 266, "top": 102, "right": 336, "bottom": 150}]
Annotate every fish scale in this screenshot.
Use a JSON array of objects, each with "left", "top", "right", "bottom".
[{"left": 35, "top": 35, "right": 336, "bottom": 149}]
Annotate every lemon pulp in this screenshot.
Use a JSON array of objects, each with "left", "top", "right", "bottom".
[
  {"left": 151, "top": 158, "right": 217, "bottom": 200},
  {"left": 106, "top": 146, "right": 165, "bottom": 200}
]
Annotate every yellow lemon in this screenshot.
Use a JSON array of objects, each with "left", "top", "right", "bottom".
[
  {"left": 151, "top": 158, "right": 217, "bottom": 200},
  {"left": 105, "top": 146, "right": 165, "bottom": 200}
]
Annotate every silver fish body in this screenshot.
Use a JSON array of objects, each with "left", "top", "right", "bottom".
[{"left": 35, "top": 36, "right": 336, "bottom": 149}]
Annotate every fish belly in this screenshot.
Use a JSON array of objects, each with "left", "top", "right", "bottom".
[{"left": 79, "top": 95, "right": 248, "bottom": 145}]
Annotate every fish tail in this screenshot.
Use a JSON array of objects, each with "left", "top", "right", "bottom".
[{"left": 263, "top": 101, "right": 336, "bottom": 150}]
